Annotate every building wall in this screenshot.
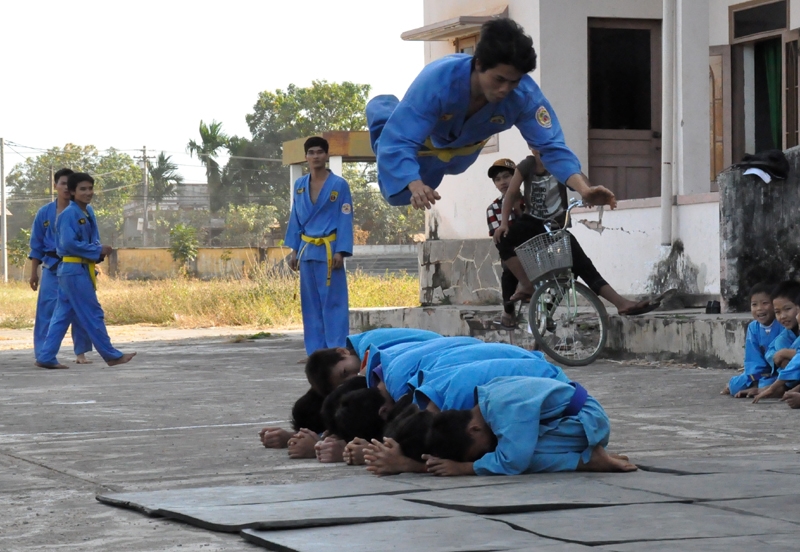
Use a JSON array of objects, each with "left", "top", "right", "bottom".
[
  {"left": 416, "top": 0, "right": 715, "bottom": 298},
  {"left": 711, "top": 0, "right": 800, "bottom": 46}
]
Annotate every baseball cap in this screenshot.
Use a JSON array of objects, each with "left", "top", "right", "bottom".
[{"left": 487, "top": 158, "right": 516, "bottom": 178}]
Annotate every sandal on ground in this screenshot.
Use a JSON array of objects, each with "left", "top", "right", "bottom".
[{"left": 492, "top": 313, "right": 517, "bottom": 329}]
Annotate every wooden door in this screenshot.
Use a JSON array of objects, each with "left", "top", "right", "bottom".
[{"left": 588, "top": 19, "right": 662, "bottom": 200}]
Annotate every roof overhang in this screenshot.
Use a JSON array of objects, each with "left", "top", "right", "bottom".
[
  {"left": 282, "top": 131, "right": 375, "bottom": 166},
  {"left": 401, "top": 7, "right": 508, "bottom": 41}
]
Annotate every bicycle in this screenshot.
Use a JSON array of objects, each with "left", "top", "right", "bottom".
[{"left": 514, "top": 199, "right": 609, "bottom": 366}]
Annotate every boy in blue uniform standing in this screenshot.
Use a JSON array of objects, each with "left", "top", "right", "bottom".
[
  {"left": 367, "top": 18, "right": 617, "bottom": 212},
  {"left": 35, "top": 173, "right": 136, "bottom": 369},
  {"left": 722, "top": 283, "right": 783, "bottom": 396},
  {"left": 285, "top": 137, "right": 354, "bottom": 355},
  {"left": 28, "top": 168, "right": 92, "bottom": 365}
]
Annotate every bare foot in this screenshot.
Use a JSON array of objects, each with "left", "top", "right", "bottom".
[
  {"left": 609, "top": 453, "right": 629, "bottom": 461},
  {"left": 720, "top": 384, "right": 730, "bottom": 395},
  {"left": 106, "top": 352, "right": 136, "bottom": 366},
  {"left": 75, "top": 354, "right": 92, "bottom": 364},
  {"left": 315, "top": 437, "right": 346, "bottom": 463},
  {"left": 577, "top": 446, "right": 637, "bottom": 473},
  {"left": 288, "top": 429, "right": 320, "bottom": 459},
  {"left": 35, "top": 361, "right": 69, "bottom": 370},
  {"left": 259, "top": 427, "right": 292, "bottom": 448},
  {"left": 344, "top": 437, "right": 369, "bottom": 465}
]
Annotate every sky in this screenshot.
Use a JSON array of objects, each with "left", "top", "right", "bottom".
[{"left": 0, "top": 0, "right": 424, "bottom": 183}]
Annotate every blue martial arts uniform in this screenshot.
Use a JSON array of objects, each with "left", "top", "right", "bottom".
[
  {"left": 728, "top": 319, "right": 783, "bottom": 394},
  {"left": 285, "top": 171, "right": 354, "bottom": 355},
  {"left": 367, "top": 54, "right": 582, "bottom": 206},
  {"left": 347, "top": 328, "right": 441, "bottom": 362},
  {"left": 772, "top": 334, "right": 800, "bottom": 388},
  {"left": 366, "top": 336, "right": 481, "bottom": 400},
  {"left": 413, "top": 342, "right": 546, "bottom": 391},
  {"left": 414, "top": 357, "right": 570, "bottom": 411},
  {"left": 472, "top": 376, "right": 610, "bottom": 475},
  {"left": 765, "top": 327, "right": 799, "bottom": 372},
  {"left": 28, "top": 201, "right": 92, "bottom": 359},
  {"left": 37, "top": 202, "right": 123, "bottom": 366}
]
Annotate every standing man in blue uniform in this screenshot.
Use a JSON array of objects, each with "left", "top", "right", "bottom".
[
  {"left": 285, "top": 137, "right": 354, "bottom": 355},
  {"left": 28, "top": 168, "right": 92, "bottom": 365},
  {"left": 35, "top": 173, "right": 136, "bottom": 369},
  {"left": 367, "top": 17, "right": 617, "bottom": 211}
]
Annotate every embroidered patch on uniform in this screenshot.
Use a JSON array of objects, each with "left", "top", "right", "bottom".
[
  {"left": 536, "top": 106, "right": 552, "bottom": 129},
  {"left": 43, "top": 220, "right": 50, "bottom": 227},
  {"left": 341, "top": 203, "right": 352, "bottom": 214},
  {"left": 330, "top": 191, "right": 339, "bottom": 202},
  {"left": 439, "top": 113, "right": 454, "bottom": 121},
  {"left": 78, "top": 218, "right": 86, "bottom": 225},
  {"left": 296, "top": 187, "right": 305, "bottom": 194},
  {"left": 490, "top": 115, "right": 506, "bottom": 125}
]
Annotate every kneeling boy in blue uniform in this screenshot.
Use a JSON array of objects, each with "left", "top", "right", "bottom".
[
  {"left": 423, "top": 376, "right": 637, "bottom": 476},
  {"left": 35, "top": 173, "right": 136, "bottom": 369}
]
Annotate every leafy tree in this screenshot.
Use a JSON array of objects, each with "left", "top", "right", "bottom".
[
  {"left": 148, "top": 152, "right": 184, "bottom": 210},
  {"left": 187, "top": 120, "right": 228, "bottom": 212},
  {"left": 169, "top": 223, "right": 199, "bottom": 270},
  {"left": 5, "top": 144, "right": 139, "bottom": 246},
  {"left": 8, "top": 229, "right": 31, "bottom": 268},
  {"left": 216, "top": 204, "right": 279, "bottom": 247}
]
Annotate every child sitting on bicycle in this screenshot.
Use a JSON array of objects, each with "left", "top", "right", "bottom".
[{"left": 492, "top": 149, "right": 665, "bottom": 316}]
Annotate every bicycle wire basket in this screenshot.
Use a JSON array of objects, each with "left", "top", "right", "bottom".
[{"left": 514, "top": 229, "right": 573, "bottom": 282}]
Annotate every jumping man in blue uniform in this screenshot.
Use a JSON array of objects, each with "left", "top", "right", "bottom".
[
  {"left": 285, "top": 137, "right": 354, "bottom": 356},
  {"left": 367, "top": 18, "right": 617, "bottom": 212},
  {"left": 28, "top": 168, "right": 93, "bottom": 366},
  {"left": 35, "top": 173, "right": 136, "bottom": 370}
]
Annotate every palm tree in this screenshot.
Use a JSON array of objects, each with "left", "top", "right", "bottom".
[
  {"left": 148, "top": 152, "right": 184, "bottom": 211},
  {"left": 187, "top": 120, "right": 228, "bottom": 211}
]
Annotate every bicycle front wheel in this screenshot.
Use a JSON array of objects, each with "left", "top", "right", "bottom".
[{"left": 528, "top": 278, "right": 608, "bottom": 366}]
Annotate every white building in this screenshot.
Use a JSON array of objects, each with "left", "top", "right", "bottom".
[{"left": 402, "top": 0, "right": 799, "bottom": 303}]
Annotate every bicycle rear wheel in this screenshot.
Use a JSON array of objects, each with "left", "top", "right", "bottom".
[{"left": 528, "top": 277, "right": 608, "bottom": 366}]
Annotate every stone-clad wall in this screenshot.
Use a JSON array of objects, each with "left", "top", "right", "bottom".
[
  {"left": 719, "top": 146, "right": 800, "bottom": 312},
  {"left": 419, "top": 239, "right": 503, "bottom": 306}
]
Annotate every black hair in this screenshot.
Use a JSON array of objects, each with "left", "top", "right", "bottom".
[
  {"left": 749, "top": 282, "right": 774, "bottom": 301},
  {"left": 383, "top": 405, "right": 433, "bottom": 462},
  {"left": 334, "top": 388, "right": 386, "bottom": 442},
  {"left": 67, "top": 172, "right": 94, "bottom": 193},
  {"left": 304, "top": 136, "right": 329, "bottom": 154},
  {"left": 320, "top": 376, "right": 367, "bottom": 435},
  {"left": 473, "top": 18, "right": 537, "bottom": 74},
  {"left": 290, "top": 388, "right": 325, "bottom": 433},
  {"left": 771, "top": 280, "right": 800, "bottom": 303},
  {"left": 425, "top": 410, "right": 474, "bottom": 462},
  {"left": 53, "top": 168, "right": 74, "bottom": 183},
  {"left": 305, "top": 348, "right": 347, "bottom": 396}
]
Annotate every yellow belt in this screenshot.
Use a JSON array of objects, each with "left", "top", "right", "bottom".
[
  {"left": 62, "top": 256, "right": 97, "bottom": 290},
  {"left": 417, "top": 137, "right": 490, "bottom": 163},
  {"left": 300, "top": 232, "right": 337, "bottom": 286}
]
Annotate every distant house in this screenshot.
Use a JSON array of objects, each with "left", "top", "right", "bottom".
[{"left": 122, "top": 182, "right": 209, "bottom": 245}]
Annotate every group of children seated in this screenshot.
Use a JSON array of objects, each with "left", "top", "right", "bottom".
[
  {"left": 722, "top": 280, "right": 800, "bottom": 407},
  {"left": 259, "top": 329, "right": 637, "bottom": 476}
]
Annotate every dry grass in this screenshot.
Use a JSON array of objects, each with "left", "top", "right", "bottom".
[{"left": 0, "top": 269, "right": 419, "bottom": 329}]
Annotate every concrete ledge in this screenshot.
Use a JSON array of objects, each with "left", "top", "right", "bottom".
[{"left": 350, "top": 306, "right": 749, "bottom": 368}]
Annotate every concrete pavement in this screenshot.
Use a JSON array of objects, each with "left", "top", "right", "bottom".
[{"left": 1, "top": 330, "right": 798, "bottom": 551}]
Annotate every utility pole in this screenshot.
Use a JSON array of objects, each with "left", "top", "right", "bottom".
[
  {"left": 50, "top": 166, "right": 54, "bottom": 202},
  {"left": 1, "top": 137, "right": 7, "bottom": 283},
  {"left": 141, "top": 146, "right": 149, "bottom": 247}
]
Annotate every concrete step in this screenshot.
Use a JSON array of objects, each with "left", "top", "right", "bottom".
[
  {"left": 346, "top": 255, "right": 419, "bottom": 275},
  {"left": 349, "top": 306, "right": 750, "bottom": 368}
]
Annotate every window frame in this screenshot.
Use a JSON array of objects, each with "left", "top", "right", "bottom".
[{"left": 729, "top": 0, "right": 789, "bottom": 45}]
